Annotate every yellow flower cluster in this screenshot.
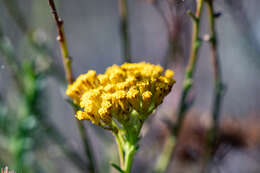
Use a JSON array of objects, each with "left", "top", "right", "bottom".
[{"left": 66, "top": 62, "right": 175, "bottom": 128}]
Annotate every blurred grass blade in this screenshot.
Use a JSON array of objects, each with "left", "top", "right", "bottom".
[{"left": 111, "top": 162, "right": 124, "bottom": 173}]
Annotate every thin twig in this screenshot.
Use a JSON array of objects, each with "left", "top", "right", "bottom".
[
  {"left": 200, "top": 1, "right": 224, "bottom": 172},
  {"left": 0, "top": 2, "right": 88, "bottom": 171},
  {"left": 118, "top": 0, "right": 131, "bottom": 63},
  {"left": 174, "top": 0, "right": 204, "bottom": 136},
  {"left": 48, "top": 0, "right": 74, "bottom": 84},
  {"left": 47, "top": 1, "right": 96, "bottom": 172},
  {"left": 153, "top": 1, "right": 205, "bottom": 172},
  {"left": 206, "top": 0, "right": 224, "bottom": 134},
  {"left": 76, "top": 120, "right": 96, "bottom": 172},
  {"left": 1, "top": 0, "right": 65, "bottom": 83}
]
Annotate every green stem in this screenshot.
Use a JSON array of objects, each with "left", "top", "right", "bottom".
[
  {"left": 153, "top": 135, "right": 175, "bottom": 173},
  {"left": 76, "top": 120, "right": 96, "bottom": 173},
  {"left": 124, "top": 144, "right": 136, "bottom": 173},
  {"left": 113, "top": 128, "right": 138, "bottom": 173},
  {"left": 153, "top": 1, "right": 205, "bottom": 173},
  {"left": 175, "top": 0, "right": 204, "bottom": 135},
  {"left": 114, "top": 132, "right": 125, "bottom": 168},
  {"left": 118, "top": 0, "right": 131, "bottom": 63}
]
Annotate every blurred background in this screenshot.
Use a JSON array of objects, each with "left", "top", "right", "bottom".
[{"left": 0, "top": 0, "right": 260, "bottom": 173}]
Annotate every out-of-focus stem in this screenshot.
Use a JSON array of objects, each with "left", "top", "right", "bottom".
[
  {"left": 47, "top": 1, "right": 96, "bottom": 172},
  {"left": 206, "top": 0, "right": 224, "bottom": 133},
  {"left": 174, "top": 0, "right": 204, "bottom": 136},
  {"left": 153, "top": 135, "right": 175, "bottom": 173},
  {"left": 118, "top": 0, "right": 131, "bottom": 63},
  {"left": 2, "top": 0, "right": 28, "bottom": 32},
  {"left": 153, "top": 1, "right": 204, "bottom": 172},
  {"left": 201, "top": 3, "right": 224, "bottom": 172},
  {"left": 76, "top": 120, "right": 96, "bottom": 172},
  {"left": 1, "top": 1, "right": 88, "bottom": 171}
]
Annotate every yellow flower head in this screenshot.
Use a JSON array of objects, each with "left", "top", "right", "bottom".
[{"left": 66, "top": 62, "right": 175, "bottom": 129}]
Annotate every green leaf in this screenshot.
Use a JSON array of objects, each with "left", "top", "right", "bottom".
[{"left": 110, "top": 162, "right": 124, "bottom": 173}]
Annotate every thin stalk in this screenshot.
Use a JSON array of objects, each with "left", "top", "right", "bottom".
[
  {"left": 118, "top": 0, "right": 131, "bottom": 63},
  {"left": 76, "top": 120, "right": 96, "bottom": 172},
  {"left": 201, "top": 1, "right": 224, "bottom": 172},
  {"left": 153, "top": 135, "right": 175, "bottom": 173},
  {"left": 47, "top": 1, "right": 96, "bottom": 172},
  {"left": 1, "top": 3, "right": 86, "bottom": 171},
  {"left": 113, "top": 128, "right": 138, "bottom": 173},
  {"left": 174, "top": 0, "right": 204, "bottom": 136},
  {"left": 114, "top": 133, "right": 124, "bottom": 168},
  {"left": 124, "top": 144, "right": 136, "bottom": 173},
  {"left": 153, "top": 1, "right": 205, "bottom": 172},
  {"left": 48, "top": 0, "right": 73, "bottom": 84},
  {"left": 206, "top": 0, "right": 224, "bottom": 134}
]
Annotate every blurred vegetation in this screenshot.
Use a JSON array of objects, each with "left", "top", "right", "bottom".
[
  {"left": 0, "top": 1, "right": 90, "bottom": 172},
  {"left": 0, "top": 0, "right": 260, "bottom": 173}
]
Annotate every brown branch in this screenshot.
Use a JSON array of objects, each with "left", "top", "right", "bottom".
[
  {"left": 47, "top": 1, "right": 97, "bottom": 172},
  {"left": 200, "top": 1, "right": 225, "bottom": 172},
  {"left": 48, "top": 0, "right": 74, "bottom": 84},
  {"left": 206, "top": 0, "right": 224, "bottom": 132}
]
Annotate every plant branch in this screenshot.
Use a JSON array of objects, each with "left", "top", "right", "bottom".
[
  {"left": 200, "top": 3, "right": 224, "bottom": 172},
  {"left": 48, "top": 0, "right": 74, "bottom": 84},
  {"left": 174, "top": 0, "right": 204, "bottom": 136},
  {"left": 153, "top": 1, "right": 205, "bottom": 172},
  {"left": 113, "top": 130, "right": 137, "bottom": 173},
  {"left": 47, "top": 1, "right": 96, "bottom": 172},
  {"left": 114, "top": 133, "right": 124, "bottom": 168},
  {"left": 118, "top": 0, "right": 131, "bottom": 63},
  {"left": 76, "top": 120, "right": 96, "bottom": 172},
  {"left": 206, "top": 0, "right": 224, "bottom": 133},
  {"left": 153, "top": 135, "right": 175, "bottom": 173},
  {"left": 124, "top": 145, "right": 136, "bottom": 173},
  {"left": 0, "top": 2, "right": 89, "bottom": 172}
]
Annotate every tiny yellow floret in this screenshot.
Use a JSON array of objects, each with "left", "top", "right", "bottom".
[{"left": 66, "top": 62, "right": 175, "bottom": 128}]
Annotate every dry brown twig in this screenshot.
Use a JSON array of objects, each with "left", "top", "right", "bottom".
[
  {"left": 48, "top": 0, "right": 74, "bottom": 84},
  {"left": 47, "top": 0, "right": 97, "bottom": 172}
]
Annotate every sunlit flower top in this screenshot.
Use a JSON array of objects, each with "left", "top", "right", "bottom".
[{"left": 66, "top": 62, "right": 175, "bottom": 129}]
